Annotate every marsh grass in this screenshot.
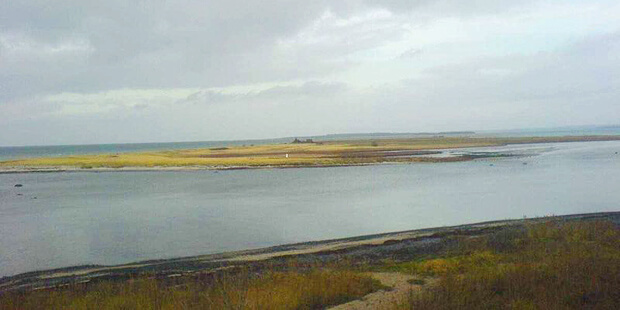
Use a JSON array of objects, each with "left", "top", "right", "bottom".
[
  {"left": 396, "top": 220, "right": 620, "bottom": 309},
  {"left": 407, "top": 279, "right": 426, "bottom": 285},
  {"left": 0, "top": 269, "right": 384, "bottom": 309},
  {"left": 3, "top": 135, "right": 617, "bottom": 169}
]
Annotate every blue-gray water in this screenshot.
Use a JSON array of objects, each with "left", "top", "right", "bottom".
[{"left": 1, "top": 140, "right": 620, "bottom": 277}]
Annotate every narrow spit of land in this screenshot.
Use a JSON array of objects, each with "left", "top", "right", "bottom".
[{"left": 1, "top": 135, "right": 619, "bottom": 172}]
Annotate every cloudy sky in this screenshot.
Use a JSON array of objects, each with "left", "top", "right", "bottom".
[{"left": 1, "top": 0, "right": 619, "bottom": 146}]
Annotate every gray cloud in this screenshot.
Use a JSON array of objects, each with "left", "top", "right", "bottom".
[
  {"left": 365, "top": 32, "right": 620, "bottom": 130},
  {"left": 362, "top": 0, "right": 537, "bottom": 16},
  {"left": 1, "top": 1, "right": 337, "bottom": 101},
  {"left": 0, "top": 0, "right": 547, "bottom": 103},
  {"left": 1, "top": 0, "right": 619, "bottom": 146},
  {"left": 399, "top": 48, "right": 423, "bottom": 59},
  {"left": 185, "top": 81, "right": 348, "bottom": 105}
]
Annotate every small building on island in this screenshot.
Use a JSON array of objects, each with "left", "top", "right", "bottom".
[{"left": 291, "top": 138, "right": 314, "bottom": 144}]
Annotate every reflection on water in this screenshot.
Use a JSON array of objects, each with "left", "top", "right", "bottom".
[
  {"left": 413, "top": 143, "right": 558, "bottom": 158},
  {"left": 1, "top": 141, "right": 619, "bottom": 276}
]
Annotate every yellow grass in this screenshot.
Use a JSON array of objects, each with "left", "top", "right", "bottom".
[
  {"left": 394, "top": 220, "right": 620, "bottom": 309},
  {"left": 0, "top": 269, "right": 384, "bottom": 310},
  {"left": 2, "top": 136, "right": 618, "bottom": 169}
]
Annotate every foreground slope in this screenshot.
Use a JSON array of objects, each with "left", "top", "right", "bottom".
[{"left": 2, "top": 212, "right": 619, "bottom": 309}]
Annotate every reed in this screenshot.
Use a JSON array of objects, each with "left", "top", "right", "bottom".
[
  {"left": 397, "top": 220, "right": 620, "bottom": 309},
  {"left": 0, "top": 269, "right": 383, "bottom": 309}
]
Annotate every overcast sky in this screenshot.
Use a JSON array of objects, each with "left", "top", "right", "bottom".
[{"left": 1, "top": 0, "right": 619, "bottom": 146}]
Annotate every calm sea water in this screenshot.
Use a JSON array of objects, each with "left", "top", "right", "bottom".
[{"left": 1, "top": 140, "right": 620, "bottom": 277}]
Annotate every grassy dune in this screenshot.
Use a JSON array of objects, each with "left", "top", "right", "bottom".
[
  {"left": 1, "top": 135, "right": 619, "bottom": 170},
  {"left": 2, "top": 218, "right": 619, "bottom": 309},
  {"left": 392, "top": 220, "right": 620, "bottom": 309}
]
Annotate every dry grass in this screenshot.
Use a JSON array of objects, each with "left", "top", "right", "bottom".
[
  {"left": 0, "top": 269, "right": 384, "bottom": 310},
  {"left": 394, "top": 220, "right": 620, "bottom": 309},
  {"left": 3, "top": 219, "right": 619, "bottom": 309},
  {"left": 1, "top": 135, "right": 618, "bottom": 169}
]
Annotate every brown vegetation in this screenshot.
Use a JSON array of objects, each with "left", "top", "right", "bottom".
[
  {"left": 394, "top": 220, "right": 620, "bottom": 309},
  {"left": 2, "top": 216, "right": 619, "bottom": 309},
  {"left": 0, "top": 269, "right": 383, "bottom": 310}
]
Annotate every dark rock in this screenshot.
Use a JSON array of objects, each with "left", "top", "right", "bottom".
[{"left": 382, "top": 239, "right": 401, "bottom": 246}]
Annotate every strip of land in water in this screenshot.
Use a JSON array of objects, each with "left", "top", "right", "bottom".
[{"left": 1, "top": 135, "right": 619, "bottom": 173}]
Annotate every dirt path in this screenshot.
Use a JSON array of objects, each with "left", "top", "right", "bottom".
[{"left": 329, "top": 272, "right": 432, "bottom": 310}]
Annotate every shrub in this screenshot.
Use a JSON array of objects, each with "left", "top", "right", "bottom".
[
  {"left": 404, "top": 220, "right": 620, "bottom": 309},
  {"left": 0, "top": 270, "right": 383, "bottom": 310}
]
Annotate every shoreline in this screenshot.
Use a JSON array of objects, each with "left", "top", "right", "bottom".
[
  {"left": 0, "top": 157, "right": 473, "bottom": 174},
  {"left": 2, "top": 211, "right": 618, "bottom": 292}
]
